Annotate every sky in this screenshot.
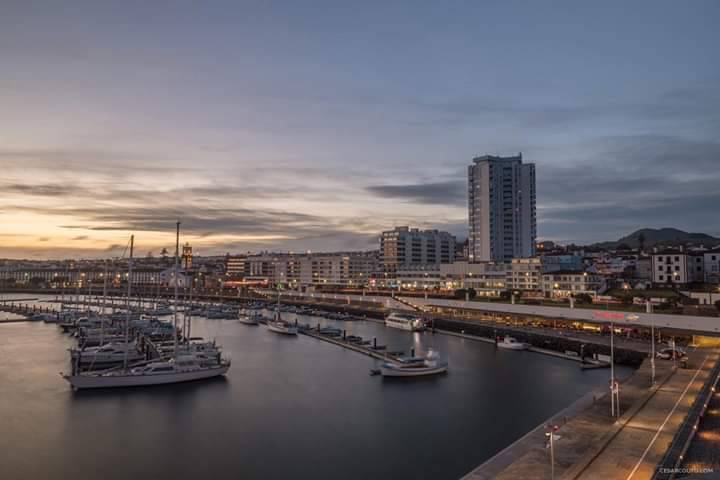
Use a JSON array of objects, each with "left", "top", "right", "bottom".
[{"left": 1, "top": 1, "right": 719, "bottom": 259}]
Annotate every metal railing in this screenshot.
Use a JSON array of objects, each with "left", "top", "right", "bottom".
[{"left": 652, "top": 355, "right": 720, "bottom": 479}]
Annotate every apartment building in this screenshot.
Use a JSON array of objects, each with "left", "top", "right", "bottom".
[
  {"left": 379, "top": 226, "right": 455, "bottom": 275},
  {"left": 468, "top": 154, "right": 536, "bottom": 262}
]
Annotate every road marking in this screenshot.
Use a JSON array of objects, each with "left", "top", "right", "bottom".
[{"left": 625, "top": 353, "right": 710, "bottom": 480}]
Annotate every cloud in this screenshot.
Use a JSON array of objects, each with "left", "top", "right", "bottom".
[
  {"left": 366, "top": 181, "right": 466, "bottom": 206},
  {"left": 537, "top": 134, "right": 720, "bottom": 242}
]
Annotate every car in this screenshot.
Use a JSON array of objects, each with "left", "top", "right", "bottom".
[{"left": 656, "top": 347, "right": 687, "bottom": 360}]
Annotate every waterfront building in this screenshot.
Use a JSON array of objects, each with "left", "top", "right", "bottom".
[
  {"left": 300, "top": 252, "right": 377, "bottom": 288},
  {"left": 394, "top": 264, "right": 443, "bottom": 290},
  {"left": 379, "top": 226, "right": 455, "bottom": 276},
  {"left": 506, "top": 258, "right": 542, "bottom": 292},
  {"left": 540, "top": 270, "right": 604, "bottom": 299},
  {"left": 440, "top": 261, "right": 507, "bottom": 296},
  {"left": 225, "top": 254, "right": 250, "bottom": 279},
  {"left": 468, "top": 154, "right": 536, "bottom": 262},
  {"left": 242, "top": 251, "right": 377, "bottom": 288}
]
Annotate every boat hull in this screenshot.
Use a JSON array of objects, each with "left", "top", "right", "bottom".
[
  {"left": 381, "top": 365, "right": 448, "bottom": 377},
  {"left": 497, "top": 343, "right": 528, "bottom": 350},
  {"left": 267, "top": 323, "right": 297, "bottom": 335},
  {"left": 238, "top": 317, "right": 259, "bottom": 325},
  {"left": 384, "top": 320, "right": 425, "bottom": 332},
  {"left": 64, "top": 364, "right": 230, "bottom": 390}
]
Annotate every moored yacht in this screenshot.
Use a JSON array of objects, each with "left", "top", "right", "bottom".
[
  {"left": 497, "top": 336, "right": 528, "bottom": 350},
  {"left": 238, "top": 308, "right": 260, "bottom": 325},
  {"left": 63, "top": 354, "right": 230, "bottom": 390},
  {"left": 266, "top": 295, "right": 297, "bottom": 335},
  {"left": 380, "top": 350, "right": 448, "bottom": 377},
  {"left": 70, "top": 341, "right": 144, "bottom": 366},
  {"left": 385, "top": 312, "right": 425, "bottom": 332}
]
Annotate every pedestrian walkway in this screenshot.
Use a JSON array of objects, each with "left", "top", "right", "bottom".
[
  {"left": 462, "top": 348, "right": 720, "bottom": 480},
  {"left": 573, "top": 348, "right": 718, "bottom": 479}
]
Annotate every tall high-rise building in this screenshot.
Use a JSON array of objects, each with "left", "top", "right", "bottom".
[{"left": 468, "top": 154, "right": 536, "bottom": 262}]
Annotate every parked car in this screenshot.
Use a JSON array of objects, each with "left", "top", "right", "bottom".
[{"left": 656, "top": 347, "right": 687, "bottom": 360}]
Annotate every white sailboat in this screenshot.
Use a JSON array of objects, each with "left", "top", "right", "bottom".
[
  {"left": 266, "top": 293, "right": 297, "bottom": 335},
  {"left": 63, "top": 226, "right": 231, "bottom": 390},
  {"left": 70, "top": 341, "right": 144, "bottom": 366}
]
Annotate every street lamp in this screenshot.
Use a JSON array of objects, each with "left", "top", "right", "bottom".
[
  {"left": 610, "top": 321, "right": 620, "bottom": 419},
  {"left": 650, "top": 318, "right": 656, "bottom": 385},
  {"left": 546, "top": 424, "right": 559, "bottom": 480}
]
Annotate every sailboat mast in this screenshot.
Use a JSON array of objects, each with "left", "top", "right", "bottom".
[
  {"left": 101, "top": 261, "right": 108, "bottom": 344},
  {"left": 173, "top": 221, "right": 180, "bottom": 357},
  {"left": 123, "top": 235, "right": 134, "bottom": 370},
  {"left": 187, "top": 275, "right": 193, "bottom": 340}
]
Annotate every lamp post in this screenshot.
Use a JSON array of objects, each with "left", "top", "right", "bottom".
[
  {"left": 610, "top": 320, "right": 618, "bottom": 418},
  {"left": 546, "top": 424, "right": 559, "bottom": 480},
  {"left": 651, "top": 318, "right": 656, "bottom": 385}
]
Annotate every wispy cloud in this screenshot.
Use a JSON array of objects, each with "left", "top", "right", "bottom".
[{"left": 366, "top": 181, "right": 466, "bottom": 206}]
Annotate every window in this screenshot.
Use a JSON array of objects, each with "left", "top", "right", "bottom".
[
  {"left": 659, "top": 275, "right": 664, "bottom": 280},
  {"left": 675, "top": 266, "right": 680, "bottom": 271},
  {"left": 675, "top": 256, "right": 680, "bottom": 261}
]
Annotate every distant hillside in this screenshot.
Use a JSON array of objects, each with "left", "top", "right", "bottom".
[{"left": 593, "top": 228, "right": 720, "bottom": 250}]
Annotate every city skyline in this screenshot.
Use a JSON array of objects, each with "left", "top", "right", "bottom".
[{"left": 2, "top": 1, "right": 719, "bottom": 259}]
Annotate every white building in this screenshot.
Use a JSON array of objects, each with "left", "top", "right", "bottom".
[
  {"left": 704, "top": 248, "right": 720, "bottom": 284},
  {"left": 468, "top": 154, "right": 536, "bottom": 262},
  {"left": 394, "top": 264, "right": 442, "bottom": 290},
  {"left": 651, "top": 250, "right": 704, "bottom": 285},
  {"left": 243, "top": 252, "right": 377, "bottom": 288},
  {"left": 440, "top": 261, "right": 507, "bottom": 297},
  {"left": 379, "top": 226, "right": 455, "bottom": 275},
  {"left": 506, "top": 258, "right": 542, "bottom": 292},
  {"left": 540, "top": 270, "right": 604, "bottom": 299}
]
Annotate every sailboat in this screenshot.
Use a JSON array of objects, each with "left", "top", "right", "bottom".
[
  {"left": 266, "top": 293, "right": 297, "bottom": 335},
  {"left": 63, "top": 226, "right": 231, "bottom": 390}
]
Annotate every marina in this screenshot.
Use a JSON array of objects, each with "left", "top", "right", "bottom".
[{"left": 0, "top": 292, "right": 627, "bottom": 480}]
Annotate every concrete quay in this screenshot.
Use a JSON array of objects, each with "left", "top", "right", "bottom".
[{"left": 462, "top": 347, "right": 720, "bottom": 480}]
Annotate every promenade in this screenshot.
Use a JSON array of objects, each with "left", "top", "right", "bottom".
[{"left": 462, "top": 347, "right": 720, "bottom": 480}]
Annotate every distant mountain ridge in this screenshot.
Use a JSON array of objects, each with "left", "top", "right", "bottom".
[{"left": 592, "top": 228, "right": 720, "bottom": 249}]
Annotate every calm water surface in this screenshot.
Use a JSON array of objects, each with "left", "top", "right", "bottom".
[{"left": 0, "top": 294, "right": 631, "bottom": 480}]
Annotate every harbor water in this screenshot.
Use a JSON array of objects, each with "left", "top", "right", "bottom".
[{"left": 0, "top": 294, "right": 631, "bottom": 480}]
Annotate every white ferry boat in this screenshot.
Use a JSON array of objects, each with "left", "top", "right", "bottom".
[{"left": 384, "top": 312, "right": 425, "bottom": 332}]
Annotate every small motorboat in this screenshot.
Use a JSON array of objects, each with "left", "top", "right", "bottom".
[
  {"left": 497, "top": 336, "right": 528, "bottom": 351},
  {"left": 238, "top": 309, "right": 259, "bottom": 325},
  {"left": 380, "top": 350, "right": 448, "bottom": 377}
]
